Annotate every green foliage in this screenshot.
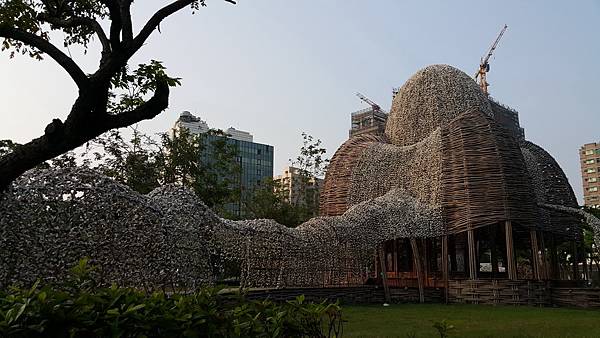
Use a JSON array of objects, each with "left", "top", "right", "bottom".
[
  {"left": 0, "top": 260, "right": 343, "bottom": 337},
  {"left": 0, "top": 0, "right": 109, "bottom": 59},
  {"left": 289, "top": 132, "right": 329, "bottom": 217},
  {"left": 244, "top": 177, "right": 310, "bottom": 227},
  {"left": 109, "top": 60, "right": 182, "bottom": 114},
  {"left": 90, "top": 129, "right": 162, "bottom": 194},
  {"left": 245, "top": 133, "right": 328, "bottom": 227},
  {"left": 432, "top": 319, "right": 455, "bottom": 338},
  {"left": 157, "top": 128, "right": 240, "bottom": 210}
]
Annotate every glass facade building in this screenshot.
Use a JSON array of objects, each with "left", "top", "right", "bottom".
[
  {"left": 203, "top": 134, "right": 274, "bottom": 217},
  {"left": 173, "top": 111, "right": 274, "bottom": 218}
]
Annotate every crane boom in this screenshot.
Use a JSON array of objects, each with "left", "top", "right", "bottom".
[
  {"left": 482, "top": 24, "right": 507, "bottom": 67},
  {"left": 355, "top": 92, "right": 381, "bottom": 111},
  {"left": 475, "top": 24, "right": 508, "bottom": 95}
]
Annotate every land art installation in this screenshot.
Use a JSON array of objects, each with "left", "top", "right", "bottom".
[{"left": 1, "top": 65, "right": 599, "bottom": 292}]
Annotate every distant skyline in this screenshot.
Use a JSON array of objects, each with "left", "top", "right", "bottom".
[{"left": 1, "top": 0, "right": 599, "bottom": 203}]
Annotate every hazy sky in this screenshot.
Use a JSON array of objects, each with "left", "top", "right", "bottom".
[{"left": 1, "top": 0, "right": 599, "bottom": 203}]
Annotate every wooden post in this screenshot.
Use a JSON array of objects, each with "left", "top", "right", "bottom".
[
  {"left": 411, "top": 238, "right": 425, "bottom": 303},
  {"left": 442, "top": 235, "right": 449, "bottom": 303},
  {"left": 467, "top": 230, "right": 477, "bottom": 280},
  {"left": 572, "top": 241, "right": 579, "bottom": 281},
  {"left": 378, "top": 245, "right": 391, "bottom": 303},
  {"left": 422, "top": 238, "right": 429, "bottom": 283},
  {"left": 530, "top": 229, "right": 541, "bottom": 280},
  {"left": 393, "top": 239, "right": 398, "bottom": 274},
  {"left": 538, "top": 231, "right": 548, "bottom": 280},
  {"left": 505, "top": 221, "right": 517, "bottom": 280}
]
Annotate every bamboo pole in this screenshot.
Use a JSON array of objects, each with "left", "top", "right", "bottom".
[
  {"left": 530, "top": 229, "right": 541, "bottom": 281},
  {"left": 378, "top": 245, "right": 391, "bottom": 303},
  {"left": 538, "top": 231, "right": 548, "bottom": 280},
  {"left": 442, "top": 235, "right": 449, "bottom": 303},
  {"left": 505, "top": 221, "right": 517, "bottom": 280},
  {"left": 411, "top": 238, "right": 425, "bottom": 303},
  {"left": 467, "top": 230, "right": 477, "bottom": 280}
]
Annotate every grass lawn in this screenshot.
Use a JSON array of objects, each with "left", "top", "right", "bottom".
[{"left": 342, "top": 304, "right": 600, "bottom": 337}]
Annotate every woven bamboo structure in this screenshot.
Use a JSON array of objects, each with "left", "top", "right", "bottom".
[
  {"left": 319, "top": 64, "right": 595, "bottom": 297},
  {"left": 2, "top": 64, "right": 599, "bottom": 303}
]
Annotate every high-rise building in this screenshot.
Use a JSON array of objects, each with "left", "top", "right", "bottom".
[
  {"left": 172, "top": 111, "right": 274, "bottom": 217},
  {"left": 580, "top": 142, "right": 600, "bottom": 208},
  {"left": 274, "top": 166, "right": 323, "bottom": 214},
  {"left": 349, "top": 107, "right": 388, "bottom": 138}
]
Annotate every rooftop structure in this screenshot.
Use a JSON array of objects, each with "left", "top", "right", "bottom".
[
  {"left": 173, "top": 111, "right": 209, "bottom": 135},
  {"left": 580, "top": 142, "right": 600, "bottom": 208}
]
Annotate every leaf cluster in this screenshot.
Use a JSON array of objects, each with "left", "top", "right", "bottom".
[{"left": 0, "top": 260, "right": 343, "bottom": 337}]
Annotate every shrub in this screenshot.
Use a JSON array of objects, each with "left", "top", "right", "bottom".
[{"left": 0, "top": 259, "right": 343, "bottom": 337}]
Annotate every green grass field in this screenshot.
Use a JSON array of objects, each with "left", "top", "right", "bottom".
[{"left": 342, "top": 304, "right": 600, "bottom": 337}]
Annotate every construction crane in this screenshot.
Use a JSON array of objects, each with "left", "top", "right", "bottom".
[
  {"left": 474, "top": 24, "right": 508, "bottom": 95},
  {"left": 355, "top": 92, "right": 383, "bottom": 113}
]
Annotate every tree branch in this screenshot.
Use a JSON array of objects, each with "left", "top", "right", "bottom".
[
  {"left": 0, "top": 24, "right": 88, "bottom": 89},
  {"left": 130, "top": 0, "right": 195, "bottom": 56},
  {"left": 99, "top": 0, "right": 122, "bottom": 50},
  {"left": 38, "top": 14, "right": 111, "bottom": 57},
  {"left": 120, "top": 0, "right": 134, "bottom": 43},
  {"left": 130, "top": 0, "right": 236, "bottom": 56},
  {"left": 105, "top": 81, "right": 170, "bottom": 129}
]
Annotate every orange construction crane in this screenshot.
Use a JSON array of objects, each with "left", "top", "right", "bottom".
[{"left": 475, "top": 24, "right": 508, "bottom": 95}]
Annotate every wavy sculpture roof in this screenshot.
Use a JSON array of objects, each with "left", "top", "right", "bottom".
[
  {"left": 0, "top": 64, "right": 595, "bottom": 289},
  {"left": 321, "top": 64, "right": 581, "bottom": 238}
]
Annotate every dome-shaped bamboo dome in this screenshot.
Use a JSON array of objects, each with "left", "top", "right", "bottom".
[{"left": 385, "top": 64, "right": 492, "bottom": 146}]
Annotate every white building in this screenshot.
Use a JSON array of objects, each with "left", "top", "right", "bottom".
[
  {"left": 171, "top": 111, "right": 253, "bottom": 142},
  {"left": 225, "top": 127, "right": 253, "bottom": 142}
]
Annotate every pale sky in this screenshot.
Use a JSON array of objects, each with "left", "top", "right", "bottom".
[{"left": 1, "top": 0, "right": 599, "bottom": 203}]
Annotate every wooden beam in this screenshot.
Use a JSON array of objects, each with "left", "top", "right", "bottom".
[
  {"left": 442, "top": 235, "right": 449, "bottom": 303},
  {"left": 378, "top": 244, "right": 391, "bottom": 303},
  {"left": 410, "top": 238, "right": 425, "bottom": 303},
  {"left": 530, "top": 229, "right": 541, "bottom": 280},
  {"left": 505, "top": 221, "right": 517, "bottom": 280},
  {"left": 467, "top": 229, "right": 477, "bottom": 280},
  {"left": 538, "top": 231, "right": 548, "bottom": 280}
]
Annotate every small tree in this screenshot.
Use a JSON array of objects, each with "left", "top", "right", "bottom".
[
  {"left": 245, "top": 133, "right": 329, "bottom": 227},
  {"left": 289, "top": 132, "right": 329, "bottom": 216},
  {"left": 0, "top": 0, "right": 235, "bottom": 191},
  {"left": 157, "top": 127, "right": 240, "bottom": 210}
]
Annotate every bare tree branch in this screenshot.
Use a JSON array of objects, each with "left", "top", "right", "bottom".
[
  {"left": 0, "top": 24, "right": 88, "bottom": 89},
  {"left": 130, "top": 0, "right": 195, "bottom": 56}
]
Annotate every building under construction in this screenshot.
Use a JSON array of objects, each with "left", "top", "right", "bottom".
[{"left": 349, "top": 93, "right": 388, "bottom": 138}]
